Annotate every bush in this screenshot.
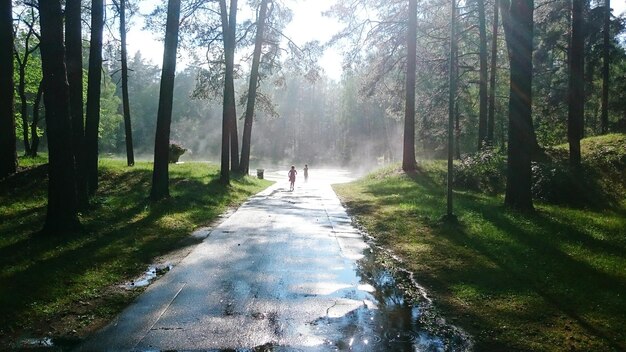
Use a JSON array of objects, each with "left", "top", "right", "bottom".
[
  {"left": 532, "top": 162, "right": 618, "bottom": 208},
  {"left": 168, "top": 142, "right": 187, "bottom": 163},
  {"left": 531, "top": 162, "right": 577, "bottom": 203},
  {"left": 454, "top": 146, "right": 506, "bottom": 194}
]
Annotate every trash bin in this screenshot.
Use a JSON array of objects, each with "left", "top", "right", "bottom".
[{"left": 256, "top": 169, "right": 264, "bottom": 179}]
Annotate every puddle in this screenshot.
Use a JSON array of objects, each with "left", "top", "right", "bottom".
[
  {"left": 122, "top": 263, "right": 173, "bottom": 290},
  {"left": 312, "top": 245, "right": 472, "bottom": 351},
  {"left": 15, "top": 336, "right": 82, "bottom": 351},
  {"left": 18, "top": 337, "right": 54, "bottom": 348}
]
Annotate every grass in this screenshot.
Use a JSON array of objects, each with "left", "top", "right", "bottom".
[
  {"left": 333, "top": 160, "right": 626, "bottom": 351},
  {"left": 0, "top": 157, "right": 271, "bottom": 346}
]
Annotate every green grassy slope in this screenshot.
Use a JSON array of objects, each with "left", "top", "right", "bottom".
[{"left": 334, "top": 134, "right": 626, "bottom": 351}]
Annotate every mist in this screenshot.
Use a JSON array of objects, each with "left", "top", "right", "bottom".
[{"left": 102, "top": 54, "right": 407, "bottom": 177}]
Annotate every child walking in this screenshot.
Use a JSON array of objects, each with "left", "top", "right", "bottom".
[{"left": 288, "top": 165, "right": 297, "bottom": 191}]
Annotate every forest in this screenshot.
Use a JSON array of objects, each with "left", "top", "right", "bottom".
[{"left": 1, "top": 0, "right": 626, "bottom": 350}]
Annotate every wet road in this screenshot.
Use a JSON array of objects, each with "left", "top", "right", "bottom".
[{"left": 78, "top": 169, "right": 470, "bottom": 351}]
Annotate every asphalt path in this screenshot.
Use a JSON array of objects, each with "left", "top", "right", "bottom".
[{"left": 77, "top": 169, "right": 469, "bottom": 351}]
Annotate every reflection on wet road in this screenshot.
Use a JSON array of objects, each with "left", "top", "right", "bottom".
[{"left": 78, "top": 169, "right": 471, "bottom": 351}]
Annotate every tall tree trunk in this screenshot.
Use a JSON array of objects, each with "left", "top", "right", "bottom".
[
  {"left": 17, "top": 57, "right": 31, "bottom": 155},
  {"left": 228, "top": 0, "right": 240, "bottom": 173},
  {"left": 600, "top": 0, "right": 610, "bottom": 134},
  {"left": 0, "top": 0, "right": 17, "bottom": 178},
  {"left": 150, "top": 0, "right": 181, "bottom": 201},
  {"left": 119, "top": 0, "right": 135, "bottom": 166},
  {"left": 403, "top": 0, "right": 417, "bottom": 172},
  {"left": 455, "top": 97, "right": 461, "bottom": 160},
  {"left": 29, "top": 79, "right": 44, "bottom": 157},
  {"left": 568, "top": 0, "right": 584, "bottom": 169},
  {"left": 240, "top": 0, "right": 269, "bottom": 175},
  {"left": 65, "top": 0, "right": 88, "bottom": 208},
  {"left": 477, "top": 0, "right": 489, "bottom": 149},
  {"left": 219, "top": 0, "right": 237, "bottom": 182},
  {"left": 502, "top": 0, "right": 535, "bottom": 211},
  {"left": 14, "top": 22, "right": 38, "bottom": 156},
  {"left": 447, "top": 0, "right": 458, "bottom": 218},
  {"left": 39, "top": 0, "right": 80, "bottom": 233},
  {"left": 85, "top": 0, "right": 104, "bottom": 196},
  {"left": 487, "top": 0, "right": 499, "bottom": 144}
]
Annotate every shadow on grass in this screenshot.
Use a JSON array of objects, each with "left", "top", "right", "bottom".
[
  {"left": 0, "top": 162, "right": 268, "bottom": 338},
  {"left": 342, "top": 168, "right": 626, "bottom": 350}
]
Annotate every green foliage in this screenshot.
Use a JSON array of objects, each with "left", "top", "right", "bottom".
[
  {"left": 13, "top": 53, "right": 43, "bottom": 146},
  {"left": 532, "top": 134, "right": 626, "bottom": 206},
  {"left": 99, "top": 71, "right": 123, "bottom": 153},
  {"left": 454, "top": 145, "right": 506, "bottom": 194},
  {"left": 451, "top": 134, "right": 626, "bottom": 207},
  {"left": 0, "top": 158, "right": 271, "bottom": 344},
  {"left": 530, "top": 161, "right": 594, "bottom": 205},
  {"left": 334, "top": 163, "right": 626, "bottom": 351},
  {"left": 17, "top": 153, "right": 48, "bottom": 169}
]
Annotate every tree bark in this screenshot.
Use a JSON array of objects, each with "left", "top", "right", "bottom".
[
  {"left": 0, "top": 0, "right": 16, "bottom": 178},
  {"left": 477, "top": 0, "right": 489, "bottom": 149},
  {"left": 39, "top": 0, "right": 80, "bottom": 233},
  {"left": 227, "top": 0, "right": 240, "bottom": 173},
  {"left": 600, "top": 0, "right": 610, "bottom": 134},
  {"left": 502, "top": 0, "right": 535, "bottom": 211},
  {"left": 487, "top": 0, "right": 499, "bottom": 144},
  {"left": 447, "top": 0, "right": 458, "bottom": 217},
  {"left": 119, "top": 0, "right": 135, "bottom": 166},
  {"left": 29, "top": 79, "right": 44, "bottom": 157},
  {"left": 240, "top": 0, "right": 269, "bottom": 175},
  {"left": 150, "top": 0, "right": 181, "bottom": 201},
  {"left": 65, "top": 0, "right": 88, "bottom": 208},
  {"left": 402, "top": 0, "right": 417, "bottom": 172},
  {"left": 85, "top": 0, "right": 104, "bottom": 196},
  {"left": 219, "top": 0, "right": 237, "bottom": 182},
  {"left": 15, "top": 24, "right": 38, "bottom": 156},
  {"left": 568, "top": 0, "right": 584, "bottom": 169}
]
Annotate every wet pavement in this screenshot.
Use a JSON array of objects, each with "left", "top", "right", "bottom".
[{"left": 77, "top": 169, "right": 471, "bottom": 351}]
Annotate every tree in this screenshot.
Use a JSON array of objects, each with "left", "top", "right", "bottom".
[
  {"left": 402, "top": 0, "right": 417, "bottom": 172},
  {"left": 13, "top": 7, "right": 39, "bottom": 156},
  {"left": 476, "top": 0, "right": 489, "bottom": 149},
  {"left": 30, "top": 79, "right": 43, "bottom": 156},
  {"left": 502, "top": 0, "right": 535, "bottom": 211},
  {"left": 487, "top": 0, "right": 500, "bottom": 144},
  {"left": 568, "top": 0, "right": 584, "bottom": 168},
  {"left": 150, "top": 0, "right": 181, "bottom": 201},
  {"left": 600, "top": 0, "right": 610, "bottom": 134},
  {"left": 65, "top": 0, "right": 88, "bottom": 207},
  {"left": 85, "top": 0, "right": 105, "bottom": 195},
  {"left": 447, "top": 0, "right": 458, "bottom": 218},
  {"left": 0, "top": 0, "right": 16, "bottom": 179},
  {"left": 225, "top": 0, "right": 240, "bottom": 174},
  {"left": 113, "top": 0, "right": 135, "bottom": 166},
  {"left": 219, "top": 0, "right": 238, "bottom": 182},
  {"left": 38, "top": 0, "right": 80, "bottom": 232},
  {"left": 240, "top": 0, "right": 269, "bottom": 175}
]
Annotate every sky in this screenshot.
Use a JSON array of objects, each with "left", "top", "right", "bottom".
[
  {"left": 126, "top": 0, "right": 626, "bottom": 80},
  {"left": 126, "top": 0, "right": 344, "bottom": 79}
]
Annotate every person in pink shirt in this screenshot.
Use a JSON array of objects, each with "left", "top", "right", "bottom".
[{"left": 288, "top": 165, "right": 297, "bottom": 191}]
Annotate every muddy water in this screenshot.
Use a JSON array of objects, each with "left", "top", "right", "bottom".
[
  {"left": 302, "top": 243, "right": 471, "bottom": 352},
  {"left": 261, "top": 168, "right": 471, "bottom": 351}
]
